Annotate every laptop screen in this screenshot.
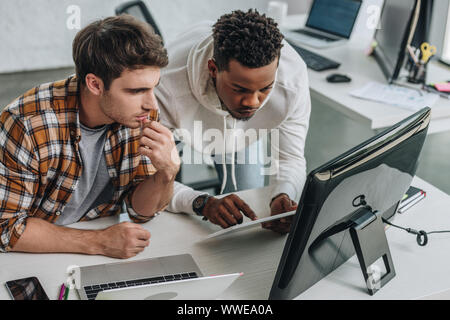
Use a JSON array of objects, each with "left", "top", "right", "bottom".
[{"left": 305, "top": 0, "right": 362, "bottom": 38}]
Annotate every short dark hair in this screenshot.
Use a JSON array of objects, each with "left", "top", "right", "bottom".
[
  {"left": 72, "top": 15, "right": 168, "bottom": 90},
  {"left": 212, "top": 9, "right": 284, "bottom": 71}
]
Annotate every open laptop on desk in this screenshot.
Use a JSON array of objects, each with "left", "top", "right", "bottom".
[
  {"left": 76, "top": 254, "right": 241, "bottom": 300},
  {"left": 284, "top": 0, "right": 362, "bottom": 49}
]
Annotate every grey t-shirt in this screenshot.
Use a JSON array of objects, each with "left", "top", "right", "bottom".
[{"left": 55, "top": 123, "right": 113, "bottom": 226}]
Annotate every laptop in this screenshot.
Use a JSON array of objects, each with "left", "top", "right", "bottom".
[
  {"left": 284, "top": 0, "right": 362, "bottom": 49},
  {"left": 76, "top": 254, "right": 241, "bottom": 300}
]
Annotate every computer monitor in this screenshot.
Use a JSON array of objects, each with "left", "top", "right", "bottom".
[
  {"left": 269, "top": 107, "right": 431, "bottom": 300},
  {"left": 305, "top": 0, "right": 362, "bottom": 39},
  {"left": 430, "top": 0, "right": 449, "bottom": 65},
  {"left": 372, "top": 0, "right": 418, "bottom": 83}
]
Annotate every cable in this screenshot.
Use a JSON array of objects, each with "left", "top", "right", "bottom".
[
  {"left": 382, "top": 218, "right": 450, "bottom": 247},
  {"left": 352, "top": 195, "right": 450, "bottom": 247},
  {"left": 428, "top": 230, "right": 450, "bottom": 235}
]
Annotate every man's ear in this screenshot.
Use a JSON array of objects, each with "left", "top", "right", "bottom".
[
  {"left": 207, "top": 59, "right": 218, "bottom": 79},
  {"left": 84, "top": 74, "right": 105, "bottom": 96}
]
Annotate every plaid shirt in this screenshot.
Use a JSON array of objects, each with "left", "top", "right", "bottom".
[{"left": 0, "top": 76, "right": 156, "bottom": 252}]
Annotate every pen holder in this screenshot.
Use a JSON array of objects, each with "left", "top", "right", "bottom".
[{"left": 407, "top": 61, "right": 427, "bottom": 84}]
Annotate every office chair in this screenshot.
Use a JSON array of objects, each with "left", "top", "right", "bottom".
[{"left": 115, "top": 0, "right": 163, "bottom": 43}]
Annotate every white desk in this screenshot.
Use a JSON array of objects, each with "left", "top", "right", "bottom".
[
  {"left": 0, "top": 176, "right": 449, "bottom": 300},
  {"left": 283, "top": 15, "right": 450, "bottom": 134}
]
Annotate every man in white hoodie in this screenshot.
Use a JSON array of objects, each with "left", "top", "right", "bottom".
[{"left": 156, "top": 10, "right": 311, "bottom": 234}]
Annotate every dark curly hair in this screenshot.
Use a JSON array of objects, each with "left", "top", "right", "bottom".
[{"left": 212, "top": 9, "right": 284, "bottom": 71}]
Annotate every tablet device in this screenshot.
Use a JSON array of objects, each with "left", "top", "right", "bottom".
[{"left": 203, "top": 210, "right": 296, "bottom": 240}]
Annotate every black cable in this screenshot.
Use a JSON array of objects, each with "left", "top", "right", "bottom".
[
  {"left": 352, "top": 195, "right": 450, "bottom": 247},
  {"left": 428, "top": 230, "right": 450, "bottom": 235},
  {"left": 382, "top": 218, "right": 450, "bottom": 247}
]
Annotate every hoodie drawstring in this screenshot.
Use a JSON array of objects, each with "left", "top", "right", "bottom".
[
  {"left": 219, "top": 116, "right": 238, "bottom": 194},
  {"left": 230, "top": 118, "right": 237, "bottom": 192},
  {"left": 220, "top": 116, "right": 227, "bottom": 194}
]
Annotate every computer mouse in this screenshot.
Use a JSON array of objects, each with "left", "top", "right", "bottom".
[{"left": 326, "top": 73, "right": 352, "bottom": 83}]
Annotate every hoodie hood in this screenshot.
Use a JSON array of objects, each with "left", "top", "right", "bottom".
[{"left": 187, "top": 35, "right": 228, "bottom": 117}]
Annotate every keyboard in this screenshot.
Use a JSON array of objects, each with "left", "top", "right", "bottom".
[
  {"left": 83, "top": 272, "right": 199, "bottom": 300},
  {"left": 293, "top": 29, "right": 338, "bottom": 42},
  {"left": 288, "top": 41, "right": 341, "bottom": 72}
]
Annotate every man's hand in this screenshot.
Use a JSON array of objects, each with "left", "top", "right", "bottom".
[
  {"left": 262, "top": 193, "right": 297, "bottom": 234},
  {"left": 139, "top": 119, "right": 180, "bottom": 179},
  {"left": 202, "top": 194, "right": 258, "bottom": 229},
  {"left": 97, "top": 222, "right": 151, "bottom": 259}
]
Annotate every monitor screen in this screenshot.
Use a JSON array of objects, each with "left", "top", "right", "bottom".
[
  {"left": 269, "top": 107, "right": 430, "bottom": 300},
  {"left": 305, "top": 0, "right": 362, "bottom": 38},
  {"left": 373, "top": 0, "right": 417, "bottom": 82}
]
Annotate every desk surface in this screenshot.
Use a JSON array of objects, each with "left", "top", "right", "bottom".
[
  {"left": 284, "top": 15, "right": 450, "bottom": 133},
  {"left": 1, "top": 176, "right": 450, "bottom": 300}
]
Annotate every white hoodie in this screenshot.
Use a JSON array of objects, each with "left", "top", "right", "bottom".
[{"left": 156, "top": 22, "right": 311, "bottom": 215}]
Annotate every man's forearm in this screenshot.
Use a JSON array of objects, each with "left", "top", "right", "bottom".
[
  {"left": 11, "top": 217, "right": 101, "bottom": 255},
  {"left": 131, "top": 169, "right": 176, "bottom": 217}
]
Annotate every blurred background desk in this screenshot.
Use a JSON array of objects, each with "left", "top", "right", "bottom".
[{"left": 283, "top": 14, "right": 450, "bottom": 134}]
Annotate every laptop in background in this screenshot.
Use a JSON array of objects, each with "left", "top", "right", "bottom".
[
  {"left": 76, "top": 254, "right": 241, "bottom": 300},
  {"left": 284, "top": 0, "right": 362, "bottom": 49}
]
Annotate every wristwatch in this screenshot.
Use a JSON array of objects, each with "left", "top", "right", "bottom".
[{"left": 193, "top": 194, "right": 211, "bottom": 217}]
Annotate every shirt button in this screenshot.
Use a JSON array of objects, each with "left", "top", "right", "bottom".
[{"left": 56, "top": 210, "right": 61, "bottom": 216}]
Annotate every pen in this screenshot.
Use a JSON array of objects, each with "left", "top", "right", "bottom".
[
  {"left": 64, "top": 286, "right": 70, "bottom": 300},
  {"left": 407, "top": 45, "right": 418, "bottom": 65},
  {"left": 414, "top": 48, "right": 421, "bottom": 63},
  {"left": 58, "top": 284, "right": 66, "bottom": 300}
]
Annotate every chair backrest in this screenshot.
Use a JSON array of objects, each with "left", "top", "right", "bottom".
[{"left": 115, "top": 0, "right": 163, "bottom": 43}]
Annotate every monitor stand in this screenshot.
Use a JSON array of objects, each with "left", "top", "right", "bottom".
[
  {"left": 349, "top": 207, "right": 396, "bottom": 295},
  {"left": 309, "top": 206, "right": 396, "bottom": 295}
]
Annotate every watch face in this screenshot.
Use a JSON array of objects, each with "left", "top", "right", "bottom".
[
  {"left": 193, "top": 195, "right": 209, "bottom": 215},
  {"left": 194, "top": 197, "right": 203, "bottom": 209}
]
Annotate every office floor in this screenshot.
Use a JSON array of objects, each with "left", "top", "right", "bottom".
[{"left": 1, "top": 67, "right": 449, "bottom": 195}]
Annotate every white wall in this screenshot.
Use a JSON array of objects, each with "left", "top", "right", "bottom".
[
  {"left": 0, "top": 0, "right": 123, "bottom": 73},
  {"left": 0, "top": 0, "right": 401, "bottom": 74},
  {"left": 286, "top": 0, "right": 312, "bottom": 14},
  {"left": 1, "top": 0, "right": 297, "bottom": 74}
]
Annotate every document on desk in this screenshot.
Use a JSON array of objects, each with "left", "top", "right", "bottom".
[
  {"left": 202, "top": 210, "right": 296, "bottom": 240},
  {"left": 350, "top": 82, "right": 439, "bottom": 111}
]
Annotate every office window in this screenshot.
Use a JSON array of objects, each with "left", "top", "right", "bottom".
[{"left": 442, "top": 4, "right": 450, "bottom": 64}]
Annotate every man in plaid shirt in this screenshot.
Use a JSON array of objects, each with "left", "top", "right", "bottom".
[{"left": 0, "top": 15, "right": 180, "bottom": 259}]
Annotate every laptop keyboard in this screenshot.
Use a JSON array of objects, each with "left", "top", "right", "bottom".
[
  {"left": 83, "top": 272, "right": 199, "bottom": 300},
  {"left": 287, "top": 41, "right": 341, "bottom": 71}
]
